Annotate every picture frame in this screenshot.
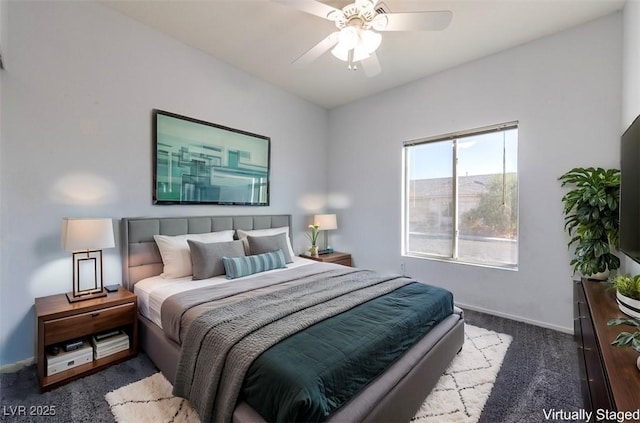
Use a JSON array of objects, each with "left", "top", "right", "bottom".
[{"left": 153, "top": 110, "right": 270, "bottom": 205}]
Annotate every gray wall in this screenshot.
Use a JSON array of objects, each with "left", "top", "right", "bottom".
[
  {"left": 327, "top": 13, "right": 623, "bottom": 333},
  {"left": 0, "top": 1, "right": 328, "bottom": 365}
]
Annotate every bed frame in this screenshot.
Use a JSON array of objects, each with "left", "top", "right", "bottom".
[{"left": 121, "top": 214, "right": 465, "bottom": 422}]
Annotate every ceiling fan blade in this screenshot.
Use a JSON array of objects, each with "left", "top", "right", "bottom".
[
  {"left": 360, "top": 52, "right": 382, "bottom": 77},
  {"left": 274, "top": 0, "right": 341, "bottom": 21},
  {"left": 293, "top": 31, "right": 340, "bottom": 68},
  {"left": 373, "top": 11, "right": 452, "bottom": 31}
]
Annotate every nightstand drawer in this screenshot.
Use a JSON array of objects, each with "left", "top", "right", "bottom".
[
  {"left": 333, "top": 257, "right": 352, "bottom": 266},
  {"left": 300, "top": 252, "right": 352, "bottom": 267},
  {"left": 44, "top": 302, "right": 135, "bottom": 345}
]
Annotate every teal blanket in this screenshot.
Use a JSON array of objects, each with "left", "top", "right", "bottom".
[{"left": 241, "top": 282, "right": 454, "bottom": 422}]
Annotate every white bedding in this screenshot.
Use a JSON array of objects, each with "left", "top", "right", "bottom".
[{"left": 134, "top": 256, "right": 316, "bottom": 328}]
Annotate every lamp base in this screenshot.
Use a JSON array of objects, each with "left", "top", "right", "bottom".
[{"left": 66, "top": 290, "right": 108, "bottom": 303}]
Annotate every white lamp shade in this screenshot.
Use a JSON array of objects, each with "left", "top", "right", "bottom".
[
  {"left": 331, "top": 43, "right": 350, "bottom": 61},
  {"left": 338, "top": 26, "right": 359, "bottom": 50},
  {"left": 61, "top": 218, "right": 115, "bottom": 252},
  {"left": 360, "top": 30, "right": 381, "bottom": 54},
  {"left": 314, "top": 214, "right": 338, "bottom": 231},
  {"left": 331, "top": 29, "right": 379, "bottom": 62}
]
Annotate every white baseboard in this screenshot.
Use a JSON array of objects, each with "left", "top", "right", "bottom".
[
  {"left": 0, "top": 357, "right": 34, "bottom": 373},
  {"left": 456, "top": 302, "right": 573, "bottom": 335}
]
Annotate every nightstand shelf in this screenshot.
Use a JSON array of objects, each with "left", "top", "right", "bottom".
[
  {"left": 35, "top": 288, "right": 138, "bottom": 391},
  {"left": 300, "top": 251, "right": 352, "bottom": 267}
]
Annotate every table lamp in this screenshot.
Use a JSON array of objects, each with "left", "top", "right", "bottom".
[
  {"left": 314, "top": 214, "right": 337, "bottom": 254},
  {"left": 61, "top": 218, "right": 115, "bottom": 303}
]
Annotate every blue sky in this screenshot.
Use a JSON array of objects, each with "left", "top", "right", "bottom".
[{"left": 407, "top": 129, "right": 518, "bottom": 180}]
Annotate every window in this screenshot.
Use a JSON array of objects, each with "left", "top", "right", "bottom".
[{"left": 402, "top": 122, "right": 518, "bottom": 269}]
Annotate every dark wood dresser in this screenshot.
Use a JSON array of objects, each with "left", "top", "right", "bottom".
[{"left": 574, "top": 279, "right": 640, "bottom": 420}]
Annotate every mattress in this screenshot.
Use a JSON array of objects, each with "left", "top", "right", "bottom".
[{"left": 134, "top": 256, "right": 316, "bottom": 328}]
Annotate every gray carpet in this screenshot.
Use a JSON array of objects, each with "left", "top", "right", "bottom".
[
  {"left": 0, "top": 309, "right": 582, "bottom": 423},
  {"left": 463, "top": 310, "right": 583, "bottom": 423}
]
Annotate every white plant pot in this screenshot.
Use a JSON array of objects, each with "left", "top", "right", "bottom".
[
  {"left": 616, "top": 291, "right": 640, "bottom": 319},
  {"left": 637, "top": 355, "right": 640, "bottom": 372},
  {"left": 588, "top": 269, "right": 610, "bottom": 281}
]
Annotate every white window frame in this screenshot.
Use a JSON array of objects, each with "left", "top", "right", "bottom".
[{"left": 401, "top": 121, "right": 519, "bottom": 270}]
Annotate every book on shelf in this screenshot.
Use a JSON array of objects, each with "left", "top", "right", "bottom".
[
  {"left": 91, "top": 330, "right": 130, "bottom": 359},
  {"left": 94, "top": 329, "right": 120, "bottom": 341},
  {"left": 93, "top": 342, "right": 129, "bottom": 360},
  {"left": 91, "top": 330, "right": 128, "bottom": 348}
]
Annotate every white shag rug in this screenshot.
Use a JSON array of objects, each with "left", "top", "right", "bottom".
[{"left": 106, "top": 324, "right": 511, "bottom": 423}]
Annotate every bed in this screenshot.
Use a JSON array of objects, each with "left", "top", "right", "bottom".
[{"left": 121, "top": 214, "right": 465, "bottom": 423}]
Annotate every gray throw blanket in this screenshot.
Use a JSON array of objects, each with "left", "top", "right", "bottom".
[
  {"left": 161, "top": 263, "right": 350, "bottom": 344},
  {"left": 173, "top": 267, "right": 414, "bottom": 423}
]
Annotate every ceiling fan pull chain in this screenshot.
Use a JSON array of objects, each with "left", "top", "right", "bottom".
[{"left": 347, "top": 49, "right": 357, "bottom": 71}]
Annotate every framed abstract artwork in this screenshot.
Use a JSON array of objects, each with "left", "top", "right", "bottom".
[{"left": 153, "top": 110, "right": 270, "bottom": 205}]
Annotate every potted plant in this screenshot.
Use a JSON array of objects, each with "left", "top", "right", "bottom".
[
  {"left": 611, "top": 274, "right": 640, "bottom": 319},
  {"left": 558, "top": 167, "right": 620, "bottom": 279},
  {"left": 607, "top": 317, "right": 640, "bottom": 371},
  {"left": 306, "top": 223, "right": 320, "bottom": 257}
]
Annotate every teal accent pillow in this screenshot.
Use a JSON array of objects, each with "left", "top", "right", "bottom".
[{"left": 222, "top": 249, "right": 287, "bottom": 280}]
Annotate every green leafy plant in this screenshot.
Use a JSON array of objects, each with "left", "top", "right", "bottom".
[
  {"left": 306, "top": 223, "right": 320, "bottom": 246},
  {"left": 612, "top": 274, "right": 640, "bottom": 301},
  {"left": 558, "top": 167, "right": 620, "bottom": 276},
  {"left": 607, "top": 318, "right": 640, "bottom": 353}
]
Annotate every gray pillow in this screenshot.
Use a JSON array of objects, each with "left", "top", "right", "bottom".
[
  {"left": 247, "top": 233, "right": 294, "bottom": 263},
  {"left": 187, "top": 239, "right": 246, "bottom": 280}
]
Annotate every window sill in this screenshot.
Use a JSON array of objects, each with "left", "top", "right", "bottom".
[{"left": 402, "top": 252, "right": 518, "bottom": 271}]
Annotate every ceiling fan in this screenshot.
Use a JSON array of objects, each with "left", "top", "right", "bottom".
[{"left": 275, "top": 0, "right": 452, "bottom": 76}]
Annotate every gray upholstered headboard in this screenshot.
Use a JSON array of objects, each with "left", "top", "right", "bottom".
[{"left": 121, "top": 214, "right": 292, "bottom": 290}]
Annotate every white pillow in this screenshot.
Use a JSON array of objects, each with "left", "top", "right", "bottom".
[
  {"left": 153, "top": 230, "right": 235, "bottom": 278},
  {"left": 236, "top": 226, "right": 295, "bottom": 258}
]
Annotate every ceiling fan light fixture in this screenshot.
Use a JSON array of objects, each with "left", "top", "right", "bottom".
[
  {"left": 330, "top": 43, "right": 349, "bottom": 61},
  {"left": 360, "top": 29, "right": 381, "bottom": 54},
  {"left": 331, "top": 27, "right": 378, "bottom": 67},
  {"left": 352, "top": 45, "right": 371, "bottom": 62},
  {"left": 331, "top": 34, "right": 375, "bottom": 63},
  {"left": 331, "top": 44, "right": 369, "bottom": 62},
  {"left": 338, "top": 26, "right": 359, "bottom": 50}
]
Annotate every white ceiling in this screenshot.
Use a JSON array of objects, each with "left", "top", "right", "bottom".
[{"left": 102, "top": 0, "right": 625, "bottom": 109}]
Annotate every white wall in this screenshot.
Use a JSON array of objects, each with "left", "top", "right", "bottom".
[
  {"left": 327, "top": 13, "right": 622, "bottom": 333},
  {"left": 0, "top": 1, "right": 328, "bottom": 365},
  {"left": 622, "top": 0, "right": 640, "bottom": 275}
]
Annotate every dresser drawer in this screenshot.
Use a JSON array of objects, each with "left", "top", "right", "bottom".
[{"left": 44, "top": 302, "right": 135, "bottom": 345}]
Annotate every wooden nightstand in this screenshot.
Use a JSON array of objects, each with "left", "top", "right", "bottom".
[
  {"left": 300, "top": 251, "right": 352, "bottom": 267},
  {"left": 35, "top": 287, "right": 138, "bottom": 391}
]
